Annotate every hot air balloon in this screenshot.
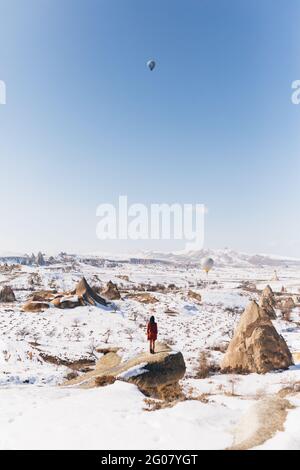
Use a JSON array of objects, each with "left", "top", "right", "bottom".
[
  {"left": 201, "top": 257, "right": 214, "bottom": 276},
  {"left": 147, "top": 59, "right": 156, "bottom": 71}
]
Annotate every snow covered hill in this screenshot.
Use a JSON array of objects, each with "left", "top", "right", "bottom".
[{"left": 131, "top": 248, "right": 300, "bottom": 268}]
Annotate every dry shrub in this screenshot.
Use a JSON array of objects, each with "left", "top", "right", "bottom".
[
  {"left": 190, "top": 393, "right": 210, "bottom": 404},
  {"left": 210, "top": 342, "right": 228, "bottom": 353},
  {"left": 196, "top": 352, "right": 210, "bottom": 379},
  {"left": 225, "top": 377, "right": 240, "bottom": 396},
  {"left": 64, "top": 371, "right": 79, "bottom": 381},
  {"left": 196, "top": 351, "right": 220, "bottom": 379},
  {"left": 158, "top": 383, "right": 185, "bottom": 402},
  {"left": 95, "top": 375, "right": 116, "bottom": 387},
  {"left": 143, "top": 386, "right": 211, "bottom": 411},
  {"left": 143, "top": 383, "right": 185, "bottom": 411}
]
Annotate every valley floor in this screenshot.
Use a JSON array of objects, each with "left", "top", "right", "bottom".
[{"left": 0, "top": 259, "right": 300, "bottom": 449}]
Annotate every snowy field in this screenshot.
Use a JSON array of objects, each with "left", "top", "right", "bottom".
[{"left": 0, "top": 254, "right": 300, "bottom": 449}]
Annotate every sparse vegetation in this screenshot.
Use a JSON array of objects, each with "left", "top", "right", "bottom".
[
  {"left": 95, "top": 375, "right": 116, "bottom": 387},
  {"left": 196, "top": 351, "right": 220, "bottom": 379}
]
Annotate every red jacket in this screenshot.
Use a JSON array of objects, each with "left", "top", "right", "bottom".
[{"left": 147, "top": 322, "right": 158, "bottom": 341}]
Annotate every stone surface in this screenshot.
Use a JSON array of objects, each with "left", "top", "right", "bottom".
[
  {"left": 188, "top": 290, "right": 202, "bottom": 303},
  {"left": 259, "top": 284, "right": 276, "bottom": 319},
  {"left": 0, "top": 286, "right": 16, "bottom": 302},
  {"left": 101, "top": 281, "right": 121, "bottom": 300},
  {"left": 22, "top": 301, "right": 50, "bottom": 312},
  {"left": 64, "top": 342, "right": 186, "bottom": 396},
  {"left": 75, "top": 277, "right": 107, "bottom": 306},
  {"left": 221, "top": 300, "right": 293, "bottom": 374}
]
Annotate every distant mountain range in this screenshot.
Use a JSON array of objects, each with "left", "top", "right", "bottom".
[
  {"left": 1, "top": 248, "right": 299, "bottom": 268},
  {"left": 128, "top": 248, "right": 300, "bottom": 267}
]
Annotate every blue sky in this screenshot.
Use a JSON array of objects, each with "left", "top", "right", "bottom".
[{"left": 0, "top": 0, "right": 299, "bottom": 256}]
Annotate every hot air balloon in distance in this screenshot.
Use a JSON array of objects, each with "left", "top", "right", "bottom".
[
  {"left": 147, "top": 59, "right": 156, "bottom": 71},
  {"left": 201, "top": 257, "right": 214, "bottom": 276}
]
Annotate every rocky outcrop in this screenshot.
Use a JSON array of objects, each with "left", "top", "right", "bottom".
[
  {"left": 101, "top": 281, "right": 121, "bottom": 300},
  {"left": 124, "top": 347, "right": 186, "bottom": 397},
  {"left": 64, "top": 342, "right": 186, "bottom": 397},
  {"left": 261, "top": 285, "right": 275, "bottom": 302},
  {"left": 51, "top": 295, "right": 82, "bottom": 309},
  {"left": 74, "top": 277, "right": 107, "bottom": 306},
  {"left": 0, "top": 286, "right": 16, "bottom": 302},
  {"left": 29, "top": 290, "right": 57, "bottom": 302},
  {"left": 221, "top": 301, "right": 293, "bottom": 374},
  {"left": 259, "top": 284, "right": 276, "bottom": 319},
  {"left": 125, "top": 292, "right": 159, "bottom": 304},
  {"left": 188, "top": 290, "right": 201, "bottom": 303},
  {"left": 23, "top": 278, "right": 107, "bottom": 311},
  {"left": 37, "top": 252, "right": 46, "bottom": 266},
  {"left": 279, "top": 297, "right": 295, "bottom": 312},
  {"left": 22, "top": 301, "right": 50, "bottom": 312}
]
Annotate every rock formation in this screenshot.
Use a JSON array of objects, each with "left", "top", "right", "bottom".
[
  {"left": 188, "top": 290, "right": 201, "bottom": 303},
  {"left": 74, "top": 277, "right": 107, "bottom": 306},
  {"left": 64, "top": 342, "right": 186, "bottom": 397},
  {"left": 221, "top": 300, "right": 293, "bottom": 374},
  {"left": 101, "top": 281, "right": 121, "bottom": 300},
  {"left": 23, "top": 278, "right": 107, "bottom": 311},
  {"left": 29, "top": 290, "right": 57, "bottom": 302},
  {"left": 126, "top": 292, "right": 158, "bottom": 304},
  {"left": 0, "top": 286, "right": 16, "bottom": 302},
  {"left": 280, "top": 297, "right": 295, "bottom": 313},
  {"left": 259, "top": 284, "right": 276, "bottom": 319},
  {"left": 22, "top": 301, "right": 50, "bottom": 312},
  {"left": 37, "top": 252, "right": 46, "bottom": 266},
  {"left": 51, "top": 295, "right": 81, "bottom": 309}
]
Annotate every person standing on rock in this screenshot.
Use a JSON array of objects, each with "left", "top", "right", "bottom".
[{"left": 147, "top": 316, "right": 158, "bottom": 354}]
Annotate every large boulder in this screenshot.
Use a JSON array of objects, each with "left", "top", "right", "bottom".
[
  {"left": 64, "top": 342, "right": 186, "bottom": 397},
  {"left": 221, "top": 301, "right": 293, "bottom": 374},
  {"left": 101, "top": 281, "right": 121, "bottom": 300},
  {"left": 124, "top": 350, "right": 186, "bottom": 397},
  {"left": 0, "top": 286, "right": 16, "bottom": 302},
  {"left": 75, "top": 277, "right": 107, "bottom": 306},
  {"left": 261, "top": 285, "right": 275, "bottom": 302},
  {"left": 29, "top": 290, "right": 57, "bottom": 302},
  {"left": 279, "top": 297, "right": 295, "bottom": 313},
  {"left": 259, "top": 284, "right": 276, "bottom": 319}
]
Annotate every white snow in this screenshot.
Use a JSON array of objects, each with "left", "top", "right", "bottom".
[
  {"left": 0, "top": 382, "right": 239, "bottom": 450},
  {"left": 0, "top": 256, "right": 300, "bottom": 449},
  {"left": 117, "top": 363, "right": 148, "bottom": 380}
]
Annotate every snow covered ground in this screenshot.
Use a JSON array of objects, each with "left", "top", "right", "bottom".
[{"left": 0, "top": 254, "right": 300, "bottom": 449}]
